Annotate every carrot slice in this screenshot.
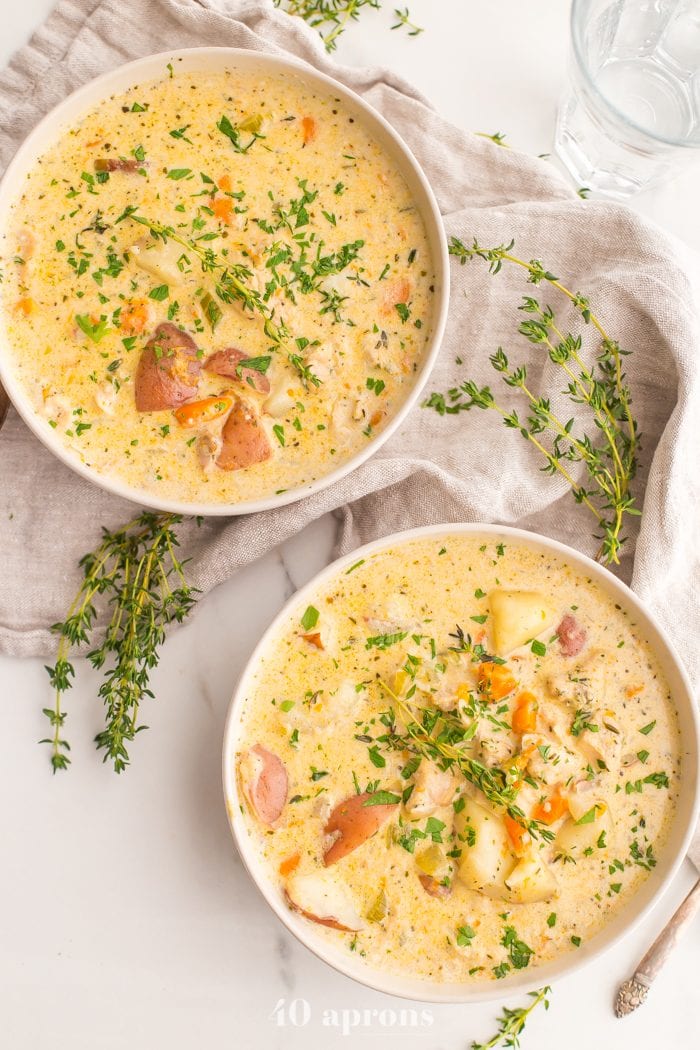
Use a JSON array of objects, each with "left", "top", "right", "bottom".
[
  {"left": 477, "top": 661, "right": 517, "bottom": 701},
  {"left": 301, "top": 115, "right": 317, "bottom": 145},
  {"left": 504, "top": 814, "right": 530, "bottom": 854},
  {"left": 301, "top": 632, "right": 324, "bottom": 650},
  {"left": 532, "top": 792, "right": 569, "bottom": 825},
  {"left": 279, "top": 852, "right": 301, "bottom": 876},
  {"left": 512, "top": 690, "right": 539, "bottom": 734},
  {"left": 174, "top": 395, "right": 232, "bottom": 428},
  {"left": 120, "top": 300, "right": 151, "bottom": 334},
  {"left": 14, "top": 297, "right": 36, "bottom": 316},
  {"left": 217, "top": 174, "right": 233, "bottom": 192},
  {"left": 212, "top": 196, "right": 234, "bottom": 224}
]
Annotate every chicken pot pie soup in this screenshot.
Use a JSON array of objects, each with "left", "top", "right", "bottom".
[
  {"left": 228, "top": 529, "right": 693, "bottom": 991},
  {"left": 0, "top": 54, "right": 442, "bottom": 510}
]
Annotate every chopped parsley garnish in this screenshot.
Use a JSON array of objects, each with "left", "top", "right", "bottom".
[
  {"left": 75, "top": 314, "right": 111, "bottom": 343},
  {"left": 365, "top": 631, "right": 407, "bottom": 650},
  {"left": 456, "top": 924, "right": 476, "bottom": 947},
  {"left": 148, "top": 284, "right": 169, "bottom": 301},
  {"left": 570, "top": 708, "right": 599, "bottom": 736},
  {"left": 501, "top": 925, "right": 533, "bottom": 969}
]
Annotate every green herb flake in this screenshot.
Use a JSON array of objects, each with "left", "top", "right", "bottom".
[{"left": 300, "top": 605, "right": 320, "bottom": 631}]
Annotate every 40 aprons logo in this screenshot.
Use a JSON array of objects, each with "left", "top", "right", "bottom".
[{"left": 270, "top": 997, "right": 434, "bottom": 1036}]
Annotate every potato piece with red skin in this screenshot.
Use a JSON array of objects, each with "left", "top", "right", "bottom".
[
  {"left": 134, "top": 323, "right": 202, "bottom": 412},
  {"left": 216, "top": 398, "right": 272, "bottom": 472},
  {"left": 556, "top": 613, "right": 587, "bottom": 657},
  {"left": 205, "top": 347, "right": 271, "bottom": 394},
  {"left": 285, "top": 870, "right": 364, "bottom": 931},
  {"left": 239, "top": 744, "right": 288, "bottom": 825},
  {"left": 323, "top": 792, "right": 398, "bottom": 866}
]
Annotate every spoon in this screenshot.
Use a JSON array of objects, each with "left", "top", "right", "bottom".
[{"left": 615, "top": 876, "right": 700, "bottom": 1016}]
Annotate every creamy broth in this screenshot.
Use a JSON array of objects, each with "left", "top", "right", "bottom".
[
  {"left": 1, "top": 64, "right": 434, "bottom": 504},
  {"left": 234, "top": 534, "right": 680, "bottom": 984}
]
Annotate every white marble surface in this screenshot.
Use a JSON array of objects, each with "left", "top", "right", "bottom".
[{"left": 1, "top": 2, "right": 699, "bottom": 1048}]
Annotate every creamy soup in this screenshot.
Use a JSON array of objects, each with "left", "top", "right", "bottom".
[
  {"left": 0, "top": 63, "right": 434, "bottom": 504},
  {"left": 233, "top": 534, "right": 680, "bottom": 984}
]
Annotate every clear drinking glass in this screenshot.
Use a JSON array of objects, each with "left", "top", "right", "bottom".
[{"left": 555, "top": 0, "right": 700, "bottom": 197}]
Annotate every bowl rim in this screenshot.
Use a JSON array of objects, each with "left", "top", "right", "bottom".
[
  {"left": 222, "top": 521, "right": 700, "bottom": 1004},
  {"left": 0, "top": 46, "right": 450, "bottom": 517}
]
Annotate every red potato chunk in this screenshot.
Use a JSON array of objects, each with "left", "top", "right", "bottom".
[
  {"left": 205, "top": 347, "right": 271, "bottom": 394},
  {"left": 285, "top": 870, "right": 364, "bottom": 932},
  {"left": 556, "top": 614, "right": 587, "bottom": 657},
  {"left": 240, "top": 744, "right": 288, "bottom": 825},
  {"left": 323, "top": 792, "right": 398, "bottom": 866},
  {"left": 216, "top": 398, "right": 272, "bottom": 472},
  {"left": 134, "top": 323, "right": 202, "bottom": 412}
]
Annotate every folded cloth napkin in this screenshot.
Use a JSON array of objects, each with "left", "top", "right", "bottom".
[{"left": 1, "top": 0, "right": 699, "bottom": 857}]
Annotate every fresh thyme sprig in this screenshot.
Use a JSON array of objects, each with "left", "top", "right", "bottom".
[
  {"left": 275, "top": 0, "right": 380, "bottom": 51},
  {"left": 116, "top": 207, "right": 325, "bottom": 386},
  {"left": 426, "top": 238, "right": 639, "bottom": 565},
  {"left": 472, "top": 986, "right": 551, "bottom": 1050},
  {"left": 475, "top": 131, "right": 509, "bottom": 148},
  {"left": 390, "top": 6, "right": 424, "bottom": 35},
  {"left": 376, "top": 679, "right": 554, "bottom": 843},
  {"left": 42, "top": 513, "right": 198, "bottom": 773},
  {"left": 274, "top": 1, "right": 422, "bottom": 51},
  {"left": 116, "top": 207, "right": 287, "bottom": 345}
]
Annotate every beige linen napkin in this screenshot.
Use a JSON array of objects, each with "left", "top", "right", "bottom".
[{"left": 1, "top": 0, "right": 699, "bottom": 856}]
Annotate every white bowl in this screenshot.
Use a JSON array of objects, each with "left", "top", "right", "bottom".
[
  {"left": 0, "top": 48, "right": 449, "bottom": 517},
  {"left": 222, "top": 522, "right": 700, "bottom": 1003}
]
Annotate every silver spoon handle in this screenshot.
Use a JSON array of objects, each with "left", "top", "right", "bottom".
[{"left": 615, "top": 876, "right": 700, "bottom": 1017}]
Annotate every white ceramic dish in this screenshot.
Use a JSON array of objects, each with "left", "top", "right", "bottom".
[
  {"left": 222, "top": 522, "right": 700, "bottom": 1003},
  {"left": 0, "top": 47, "right": 449, "bottom": 517}
]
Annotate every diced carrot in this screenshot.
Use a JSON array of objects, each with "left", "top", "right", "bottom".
[
  {"left": 532, "top": 792, "right": 569, "bottom": 825},
  {"left": 173, "top": 395, "right": 232, "bottom": 428},
  {"left": 512, "top": 690, "right": 539, "bottom": 734},
  {"left": 279, "top": 852, "right": 301, "bottom": 876},
  {"left": 302, "top": 632, "right": 324, "bottom": 650},
  {"left": 625, "top": 684, "right": 644, "bottom": 698},
  {"left": 212, "top": 196, "right": 234, "bottom": 224},
  {"left": 301, "top": 116, "right": 317, "bottom": 145},
  {"left": 504, "top": 814, "right": 530, "bottom": 854},
  {"left": 217, "top": 174, "right": 233, "bottom": 192},
  {"left": 120, "top": 300, "right": 151, "bottom": 334},
  {"left": 14, "top": 297, "right": 36, "bottom": 316},
  {"left": 477, "top": 661, "right": 517, "bottom": 701}
]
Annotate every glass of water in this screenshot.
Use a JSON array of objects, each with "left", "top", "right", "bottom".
[{"left": 555, "top": 0, "right": 700, "bottom": 197}]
